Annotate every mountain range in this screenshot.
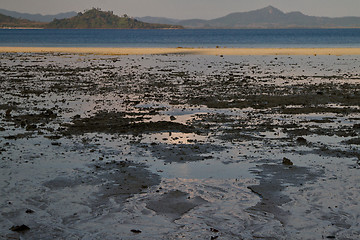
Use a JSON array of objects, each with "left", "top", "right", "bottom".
[
  {"left": 0, "top": 13, "right": 44, "bottom": 28},
  {"left": 1, "top": 6, "right": 360, "bottom": 29},
  {"left": 137, "top": 6, "right": 360, "bottom": 29},
  {"left": 0, "top": 8, "right": 77, "bottom": 22}
]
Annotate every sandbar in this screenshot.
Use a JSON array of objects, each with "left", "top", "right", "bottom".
[{"left": 1, "top": 46, "right": 360, "bottom": 55}]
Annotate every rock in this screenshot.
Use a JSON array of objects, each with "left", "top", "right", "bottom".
[
  {"left": 5, "top": 109, "right": 12, "bottom": 118},
  {"left": 10, "top": 224, "right": 30, "bottom": 232},
  {"left": 296, "top": 137, "right": 307, "bottom": 144},
  {"left": 20, "top": 121, "right": 27, "bottom": 128},
  {"left": 43, "top": 109, "right": 54, "bottom": 117},
  {"left": 26, "top": 124, "right": 37, "bottom": 131},
  {"left": 25, "top": 209, "right": 34, "bottom": 214},
  {"left": 282, "top": 157, "right": 293, "bottom": 166},
  {"left": 170, "top": 116, "right": 176, "bottom": 121},
  {"left": 130, "top": 229, "right": 142, "bottom": 234}
]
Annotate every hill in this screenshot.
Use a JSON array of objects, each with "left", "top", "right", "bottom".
[
  {"left": 0, "top": 13, "right": 45, "bottom": 28},
  {"left": 138, "top": 6, "right": 360, "bottom": 29},
  {"left": 0, "top": 8, "right": 77, "bottom": 22},
  {"left": 46, "top": 8, "right": 183, "bottom": 29}
]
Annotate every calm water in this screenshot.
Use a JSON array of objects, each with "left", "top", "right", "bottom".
[{"left": 0, "top": 29, "right": 360, "bottom": 48}]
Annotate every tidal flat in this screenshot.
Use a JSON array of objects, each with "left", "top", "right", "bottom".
[{"left": 0, "top": 53, "right": 359, "bottom": 239}]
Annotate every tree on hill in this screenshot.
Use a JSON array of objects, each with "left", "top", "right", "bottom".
[{"left": 46, "top": 8, "right": 183, "bottom": 29}]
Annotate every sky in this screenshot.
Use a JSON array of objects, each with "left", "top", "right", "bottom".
[{"left": 2, "top": 0, "right": 360, "bottom": 19}]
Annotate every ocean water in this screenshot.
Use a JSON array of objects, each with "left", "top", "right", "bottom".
[{"left": 0, "top": 28, "right": 360, "bottom": 48}]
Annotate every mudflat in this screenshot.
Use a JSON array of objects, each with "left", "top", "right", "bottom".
[{"left": 0, "top": 52, "right": 359, "bottom": 239}]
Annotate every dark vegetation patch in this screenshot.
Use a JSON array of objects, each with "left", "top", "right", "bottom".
[
  {"left": 4, "top": 108, "right": 57, "bottom": 130},
  {"left": 63, "top": 111, "right": 194, "bottom": 135},
  {"left": 343, "top": 137, "right": 360, "bottom": 145}
]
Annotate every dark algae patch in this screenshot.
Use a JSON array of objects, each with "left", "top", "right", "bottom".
[{"left": 63, "top": 110, "right": 194, "bottom": 135}]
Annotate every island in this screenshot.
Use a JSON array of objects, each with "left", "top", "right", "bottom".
[{"left": 1, "top": 8, "right": 184, "bottom": 29}]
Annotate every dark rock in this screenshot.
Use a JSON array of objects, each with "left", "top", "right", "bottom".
[
  {"left": 26, "top": 124, "right": 37, "bottom": 131},
  {"left": 296, "top": 137, "right": 307, "bottom": 144},
  {"left": 10, "top": 224, "right": 30, "bottom": 232},
  {"left": 5, "top": 109, "right": 12, "bottom": 118},
  {"left": 130, "top": 229, "right": 142, "bottom": 234},
  {"left": 25, "top": 209, "right": 34, "bottom": 214},
  {"left": 20, "top": 121, "right": 27, "bottom": 128},
  {"left": 282, "top": 157, "right": 293, "bottom": 166},
  {"left": 43, "top": 109, "right": 54, "bottom": 117}
]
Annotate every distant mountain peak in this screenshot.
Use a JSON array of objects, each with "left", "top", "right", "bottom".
[
  {"left": 265, "top": 5, "right": 278, "bottom": 10},
  {"left": 266, "top": 6, "right": 276, "bottom": 14},
  {"left": 259, "top": 5, "right": 284, "bottom": 15},
  {"left": 173, "top": 5, "right": 360, "bottom": 28}
]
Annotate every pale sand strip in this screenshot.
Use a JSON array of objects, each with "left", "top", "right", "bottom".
[{"left": 1, "top": 47, "right": 360, "bottom": 55}]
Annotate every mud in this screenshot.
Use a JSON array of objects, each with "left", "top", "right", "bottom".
[
  {"left": 0, "top": 53, "right": 359, "bottom": 239},
  {"left": 248, "top": 162, "right": 324, "bottom": 224}
]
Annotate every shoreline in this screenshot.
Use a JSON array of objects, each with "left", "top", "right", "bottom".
[{"left": 1, "top": 46, "right": 360, "bottom": 55}]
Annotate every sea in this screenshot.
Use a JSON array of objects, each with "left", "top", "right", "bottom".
[{"left": 0, "top": 28, "right": 360, "bottom": 48}]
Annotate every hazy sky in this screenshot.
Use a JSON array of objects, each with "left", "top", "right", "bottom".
[{"left": 2, "top": 0, "right": 360, "bottom": 19}]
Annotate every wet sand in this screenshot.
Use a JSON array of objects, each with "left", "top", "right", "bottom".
[
  {"left": 1, "top": 46, "right": 360, "bottom": 55},
  {"left": 0, "top": 52, "right": 359, "bottom": 239}
]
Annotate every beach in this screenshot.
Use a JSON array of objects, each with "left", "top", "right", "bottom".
[
  {"left": 0, "top": 51, "right": 359, "bottom": 239},
  {"left": 2, "top": 46, "right": 360, "bottom": 55}
]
